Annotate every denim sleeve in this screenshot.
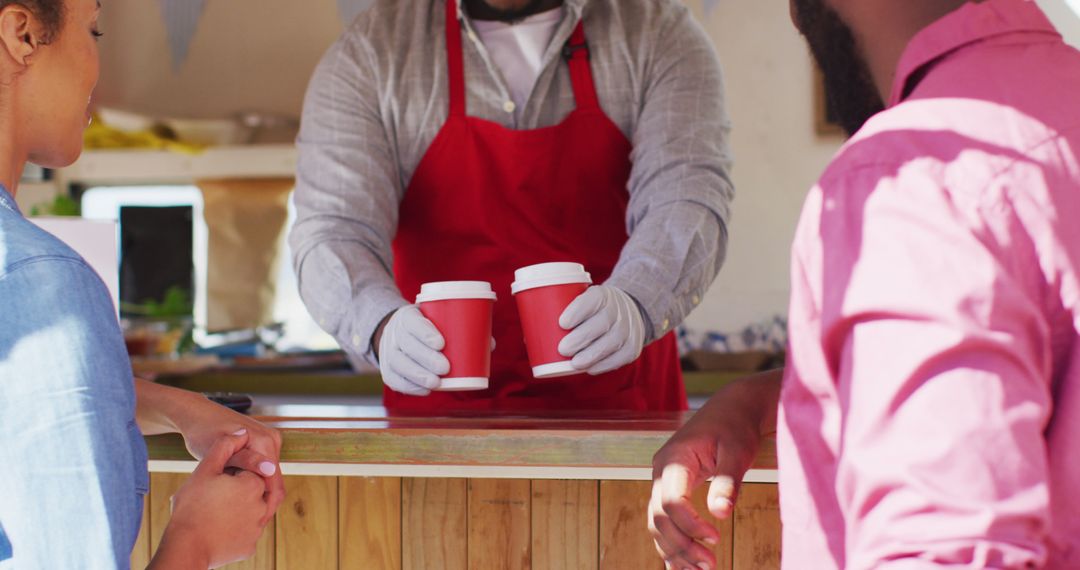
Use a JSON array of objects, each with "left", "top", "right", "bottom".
[
  {"left": 0, "top": 258, "right": 147, "bottom": 570},
  {"left": 0, "top": 522, "right": 10, "bottom": 562}
]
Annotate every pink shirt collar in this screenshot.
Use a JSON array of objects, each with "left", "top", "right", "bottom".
[{"left": 888, "top": 0, "right": 1061, "bottom": 107}]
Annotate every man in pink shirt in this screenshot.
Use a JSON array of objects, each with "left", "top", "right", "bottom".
[{"left": 649, "top": 0, "right": 1080, "bottom": 568}]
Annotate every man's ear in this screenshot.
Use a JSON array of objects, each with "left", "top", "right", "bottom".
[{"left": 0, "top": 5, "right": 42, "bottom": 67}]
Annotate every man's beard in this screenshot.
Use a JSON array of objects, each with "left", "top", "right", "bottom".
[
  {"left": 792, "top": 0, "right": 884, "bottom": 136},
  {"left": 477, "top": 0, "right": 555, "bottom": 22}
]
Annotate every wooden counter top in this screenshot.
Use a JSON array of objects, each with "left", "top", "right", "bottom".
[
  {"left": 153, "top": 369, "right": 749, "bottom": 397},
  {"left": 146, "top": 404, "right": 777, "bottom": 481}
]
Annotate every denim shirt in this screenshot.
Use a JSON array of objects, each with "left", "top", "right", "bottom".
[{"left": 0, "top": 185, "right": 148, "bottom": 568}]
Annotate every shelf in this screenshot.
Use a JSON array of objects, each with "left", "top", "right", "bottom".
[{"left": 57, "top": 144, "right": 297, "bottom": 185}]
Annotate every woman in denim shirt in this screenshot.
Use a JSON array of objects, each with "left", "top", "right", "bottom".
[{"left": 0, "top": 0, "right": 285, "bottom": 567}]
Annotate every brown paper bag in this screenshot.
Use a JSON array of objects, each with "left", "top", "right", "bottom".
[{"left": 197, "top": 177, "right": 293, "bottom": 332}]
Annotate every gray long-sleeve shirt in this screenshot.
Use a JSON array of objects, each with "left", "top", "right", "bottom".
[{"left": 290, "top": 0, "right": 734, "bottom": 365}]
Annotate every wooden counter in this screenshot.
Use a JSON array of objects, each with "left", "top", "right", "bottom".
[
  {"left": 153, "top": 369, "right": 749, "bottom": 398},
  {"left": 133, "top": 404, "right": 781, "bottom": 570}
]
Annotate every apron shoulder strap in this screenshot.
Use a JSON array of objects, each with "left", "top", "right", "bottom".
[
  {"left": 446, "top": 0, "right": 467, "bottom": 117},
  {"left": 563, "top": 22, "right": 601, "bottom": 112}
]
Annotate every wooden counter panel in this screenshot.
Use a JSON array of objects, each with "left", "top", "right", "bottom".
[
  {"left": 468, "top": 479, "right": 531, "bottom": 570},
  {"left": 339, "top": 477, "right": 402, "bottom": 570},
  {"left": 599, "top": 481, "right": 664, "bottom": 570},
  {"left": 733, "top": 483, "right": 782, "bottom": 569},
  {"left": 277, "top": 476, "right": 337, "bottom": 569},
  {"left": 134, "top": 474, "right": 780, "bottom": 570},
  {"left": 402, "top": 478, "right": 467, "bottom": 570},
  {"left": 531, "top": 480, "right": 599, "bottom": 570}
]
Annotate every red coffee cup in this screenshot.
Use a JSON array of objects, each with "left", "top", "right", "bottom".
[
  {"left": 511, "top": 262, "right": 593, "bottom": 378},
  {"left": 416, "top": 281, "right": 496, "bottom": 391}
]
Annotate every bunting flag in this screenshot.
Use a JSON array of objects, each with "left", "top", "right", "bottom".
[
  {"left": 338, "top": 0, "right": 375, "bottom": 26},
  {"left": 157, "top": 0, "right": 207, "bottom": 71}
]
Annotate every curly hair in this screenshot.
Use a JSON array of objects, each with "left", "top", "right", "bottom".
[{"left": 2, "top": 0, "right": 65, "bottom": 43}]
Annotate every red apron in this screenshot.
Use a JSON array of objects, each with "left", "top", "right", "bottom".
[{"left": 388, "top": 0, "right": 687, "bottom": 413}]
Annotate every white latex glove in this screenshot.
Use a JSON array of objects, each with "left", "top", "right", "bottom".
[
  {"left": 557, "top": 285, "right": 646, "bottom": 375},
  {"left": 377, "top": 306, "right": 449, "bottom": 396}
]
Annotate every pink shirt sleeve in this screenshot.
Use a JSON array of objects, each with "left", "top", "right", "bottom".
[{"left": 819, "top": 164, "right": 1054, "bottom": 568}]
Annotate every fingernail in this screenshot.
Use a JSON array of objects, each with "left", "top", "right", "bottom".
[
  {"left": 712, "top": 476, "right": 735, "bottom": 495},
  {"left": 232, "top": 428, "right": 247, "bottom": 435},
  {"left": 704, "top": 536, "right": 718, "bottom": 546},
  {"left": 709, "top": 496, "right": 732, "bottom": 513},
  {"left": 259, "top": 461, "right": 277, "bottom": 476},
  {"left": 697, "top": 563, "right": 711, "bottom": 570}
]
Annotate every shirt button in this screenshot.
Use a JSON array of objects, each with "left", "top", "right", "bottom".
[
  {"left": 351, "top": 334, "right": 362, "bottom": 348},
  {"left": 661, "top": 319, "right": 670, "bottom": 332},
  {"left": 691, "top": 295, "right": 700, "bottom": 305},
  {"left": 503, "top": 100, "right": 516, "bottom": 113}
]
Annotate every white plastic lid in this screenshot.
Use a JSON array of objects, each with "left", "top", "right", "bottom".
[
  {"left": 511, "top": 262, "right": 592, "bottom": 295},
  {"left": 415, "top": 281, "right": 497, "bottom": 303},
  {"left": 435, "top": 377, "right": 489, "bottom": 391}
]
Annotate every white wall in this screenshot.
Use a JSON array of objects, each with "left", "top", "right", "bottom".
[
  {"left": 1040, "top": 0, "right": 1080, "bottom": 45},
  {"left": 682, "top": 1, "right": 841, "bottom": 335}
]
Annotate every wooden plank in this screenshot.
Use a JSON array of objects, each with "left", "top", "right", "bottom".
[
  {"left": 276, "top": 476, "right": 338, "bottom": 570},
  {"left": 130, "top": 493, "right": 151, "bottom": 569},
  {"left": 339, "top": 477, "right": 402, "bottom": 570},
  {"left": 732, "top": 484, "right": 781, "bottom": 570},
  {"left": 402, "top": 478, "right": 467, "bottom": 570},
  {"left": 531, "top": 480, "right": 598, "bottom": 570},
  {"left": 691, "top": 485, "right": 735, "bottom": 570},
  {"left": 148, "top": 472, "right": 188, "bottom": 554},
  {"left": 219, "top": 516, "right": 275, "bottom": 570},
  {"left": 598, "top": 481, "right": 663, "bottom": 570},
  {"left": 467, "top": 479, "right": 531, "bottom": 570}
]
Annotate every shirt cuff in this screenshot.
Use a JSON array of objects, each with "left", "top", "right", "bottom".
[
  {"left": 605, "top": 271, "right": 700, "bottom": 344},
  {"left": 339, "top": 286, "right": 409, "bottom": 368}
]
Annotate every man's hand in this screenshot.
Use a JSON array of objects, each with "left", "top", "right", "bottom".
[
  {"left": 558, "top": 285, "right": 646, "bottom": 375},
  {"left": 648, "top": 371, "right": 782, "bottom": 570},
  {"left": 152, "top": 430, "right": 270, "bottom": 569}
]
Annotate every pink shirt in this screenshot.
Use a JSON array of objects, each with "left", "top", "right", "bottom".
[{"left": 779, "top": 0, "right": 1080, "bottom": 567}]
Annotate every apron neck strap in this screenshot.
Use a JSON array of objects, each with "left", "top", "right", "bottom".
[
  {"left": 445, "top": 0, "right": 601, "bottom": 116},
  {"left": 563, "top": 21, "right": 600, "bottom": 111},
  {"left": 446, "top": 0, "right": 467, "bottom": 117}
]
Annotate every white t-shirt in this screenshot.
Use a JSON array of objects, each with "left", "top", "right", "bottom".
[{"left": 471, "top": 7, "right": 565, "bottom": 118}]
